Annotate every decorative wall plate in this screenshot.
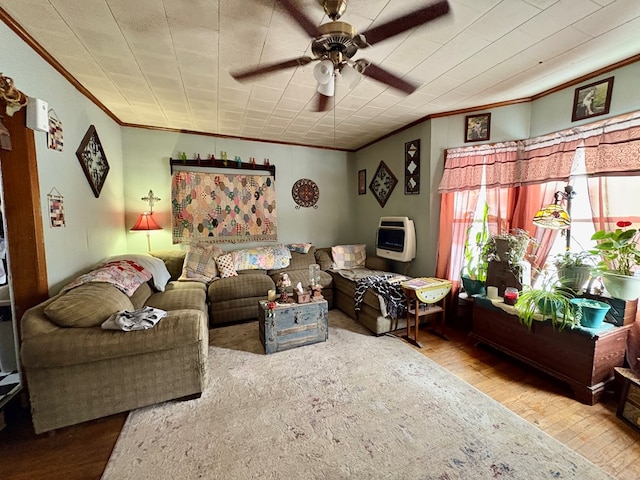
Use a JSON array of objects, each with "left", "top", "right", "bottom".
[
  {"left": 369, "top": 161, "right": 397, "bottom": 208},
  {"left": 404, "top": 139, "right": 420, "bottom": 195},
  {"left": 76, "top": 125, "right": 109, "bottom": 198},
  {"left": 292, "top": 178, "right": 319, "bottom": 209}
]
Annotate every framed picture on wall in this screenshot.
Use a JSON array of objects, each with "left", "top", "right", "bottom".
[
  {"left": 571, "top": 76, "right": 614, "bottom": 122},
  {"left": 76, "top": 125, "right": 110, "bottom": 198},
  {"left": 465, "top": 113, "right": 491, "bottom": 142},
  {"left": 358, "top": 169, "right": 366, "bottom": 195}
]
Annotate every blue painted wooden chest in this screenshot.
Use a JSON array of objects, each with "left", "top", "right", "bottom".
[{"left": 258, "top": 300, "right": 328, "bottom": 354}]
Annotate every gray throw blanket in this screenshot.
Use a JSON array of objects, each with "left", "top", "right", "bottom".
[{"left": 101, "top": 306, "right": 167, "bottom": 331}]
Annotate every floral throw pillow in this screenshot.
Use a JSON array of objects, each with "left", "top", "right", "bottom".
[
  {"left": 216, "top": 253, "right": 238, "bottom": 278},
  {"left": 286, "top": 243, "right": 313, "bottom": 254},
  {"left": 179, "top": 242, "right": 223, "bottom": 283},
  {"left": 331, "top": 244, "right": 367, "bottom": 270}
]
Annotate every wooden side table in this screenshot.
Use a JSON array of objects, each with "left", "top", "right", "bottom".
[{"left": 401, "top": 278, "right": 452, "bottom": 348}]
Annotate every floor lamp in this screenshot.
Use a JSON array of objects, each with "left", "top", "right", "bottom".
[{"left": 532, "top": 185, "right": 576, "bottom": 250}]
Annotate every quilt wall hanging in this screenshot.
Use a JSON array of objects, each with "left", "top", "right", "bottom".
[{"left": 171, "top": 170, "right": 277, "bottom": 244}]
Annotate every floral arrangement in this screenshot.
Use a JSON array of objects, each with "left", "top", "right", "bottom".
[
  {"left": 591, "top": 220, "right": 640, "bottom": 276},
  {"left": 266, "top": 301, "right": 277, "bottom": 318}
]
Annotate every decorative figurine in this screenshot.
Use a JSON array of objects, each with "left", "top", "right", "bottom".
[{"left": 278, "top": 273, "right": 291, "bottom": 302}]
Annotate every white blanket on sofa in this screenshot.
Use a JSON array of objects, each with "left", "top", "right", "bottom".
[{"left": 101, "top": 306, "right": 167, "bottom": 331}]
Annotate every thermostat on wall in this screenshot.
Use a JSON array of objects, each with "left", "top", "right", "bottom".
[{"left": 26, "top": 97, "right": 49, "bottom": 132}]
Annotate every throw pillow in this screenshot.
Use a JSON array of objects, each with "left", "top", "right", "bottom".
[
  {"left": 286, "top": 243, "right": 312, "bottom": 254},
  {"left": 216, "top": 253, "right": 238, "bottom": 278},
  {"left": 179, "top": 242, "right": 223, "bottom": 283},
  {"left": 45, "top": 282, "right": 135, "bottom": 328},
  {"left": 331, "top": 244, "right": 367, "bottom": 270}
]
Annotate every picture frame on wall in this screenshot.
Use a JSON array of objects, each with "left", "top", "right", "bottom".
[
  {"left": 571, "top": 76, "right": 614, "bottom": 122},
  {"left": 465, "top": 113, "right": 491, "bottom": 143},
  {"left": 358, "top": 169, "right": 366, "bottom": 195},
  {"left": 76, "top": 125, "right": 110, "bottom": 198}
]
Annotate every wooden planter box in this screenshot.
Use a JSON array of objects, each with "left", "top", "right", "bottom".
[{"left": 471, "top": 297, "right": 631, "bottom": 405}]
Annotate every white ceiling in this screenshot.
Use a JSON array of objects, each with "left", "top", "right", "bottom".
[{"left": 2, "top": 0, "right": 640, "bottom": 151}]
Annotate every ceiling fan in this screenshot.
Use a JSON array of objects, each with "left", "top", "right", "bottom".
[{"left": 231, "top": 0, "right": 451, "bottom": 112}]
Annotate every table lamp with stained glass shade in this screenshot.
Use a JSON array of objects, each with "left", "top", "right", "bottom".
[{"left": 532, "top": 185, "right": 576, "bottom": 249}]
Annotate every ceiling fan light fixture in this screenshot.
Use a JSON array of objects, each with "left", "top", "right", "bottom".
[
  {"left": 340, "top": 63, "right": 362, "bottom": 89},
  {"left": 313, "top": 59, "right": 335, "bottom": 84},
  {"left": 317, "top": 77, "right": 335, "bottom": 97}
]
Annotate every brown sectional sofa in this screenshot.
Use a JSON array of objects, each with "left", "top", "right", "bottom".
[
  {"left": 20, "top": 274, "right": 209, "bottom": 434},
  {"left": 20, "top": 247, "right": 335, "bottom": 433}
]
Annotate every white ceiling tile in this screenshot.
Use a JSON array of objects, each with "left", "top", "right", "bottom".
[{"left": 2, "top": 0, "right": 638, "bottom": 150}]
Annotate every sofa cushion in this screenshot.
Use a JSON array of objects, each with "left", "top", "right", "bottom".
[
  {"left": 150, "top": 250, "right": 186, "bottom": 280},
  {"left": 315, "top": 248, "right": 333, "bottom": 271},
  {"left": 44, "top": 283, "right": 135, "bottom": 328},
  {"left": 21, "top": 310, "right": 207, "bottom": 368},
  {"left": 179, "top": 242, "right": 223, "bottom": 282},
  {"left": 332, "top": 244, "right": 366, "bottom": 269},
  {"left": 130, "top": 282, "right": 154, "bottom": 310},
  {"left": 164, "top": 280, "right": 207, "bottom": 292},
  {"left": 145, "top": 288, "right": 207, "bottom": 314},
  {"left": 209, "top": 274, "right": 275, "bottom": 301}
]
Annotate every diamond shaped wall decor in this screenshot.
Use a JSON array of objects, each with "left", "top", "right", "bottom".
[
  {"left": 404, "top": 139, "right": 420, "bottom": 195},
  {"left": 369, "top": 161, "right": 398, "bottom": 208}
]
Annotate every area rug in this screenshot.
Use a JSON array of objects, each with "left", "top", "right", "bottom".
[{"left": 102, "top": 310, "right": 612, "bottom": 480}]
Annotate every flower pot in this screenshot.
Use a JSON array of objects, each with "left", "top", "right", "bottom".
[
  {"left": 601, "top": 271, "right": 640, "bottom": 300},
  {"left": 536, "top": 297, "right": 564, "bottom": 316},
  {"left": 557, "top": 266, "right": 591, "bottom": 291},
  {"left": 461, "top": 276, "right": 485, "bottom": 296},
  {"left": 570, "top": 298, "right": 610, "bottom": 329}
]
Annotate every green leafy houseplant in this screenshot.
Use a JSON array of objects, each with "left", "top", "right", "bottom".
[
  {"left": 553, "top": 251, "right": 594, "bottom": 291},
  {"left": 460, "top": 203, "right": 490, "bottom": 294},
  {"left": 591, "top": 221, "right": 640, "bottom": 276},
  {"left": 486, "top": 228, "right": 536, "bottom": 266},
  {"left": 514, "top": 272, "right": 578, "bottom": 331}
]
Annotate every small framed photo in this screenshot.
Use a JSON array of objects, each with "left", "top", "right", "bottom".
[
  {"left": 572, "top": 76, "right": 614, "bottom": 122},
  {"left": 358, "top": 169, "right": 366, "bottom": 195},
  {"left": 465, "top": 113, "right": 491, "bottom": 143}
]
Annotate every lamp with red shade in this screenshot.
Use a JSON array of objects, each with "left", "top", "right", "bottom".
[{"left": 131, "top": 190, "right": 162, "bottom": 251}]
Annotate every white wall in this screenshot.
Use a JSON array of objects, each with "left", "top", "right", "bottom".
[
  {"left": 122, "top": 128, "right": 352, "bottom": 253},
  {"left": 0, "top": 22, "right": 127, "bottom": 294}
]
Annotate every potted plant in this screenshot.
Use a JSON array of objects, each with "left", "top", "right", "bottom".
[
  {"left": 513, "top": 272, "right": 578, "bottom": 331},
  {"left": 590, "top": 220, "right": 640, "bottom": 300},
  {"left": 570, "top": 298, "right": 611, "bottom": 329},
  {"left": 553, "top": 251, "right": 594, "bottom": 291},
  {"left": 460, "top": 203, "right": 490, "bottom": 295},
  {"left": 486, "top": 228, "right": 536, "bottom": 266}
]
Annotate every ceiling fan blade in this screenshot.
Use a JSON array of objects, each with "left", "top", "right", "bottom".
[
  {"left": 359, "top": 62, "right": 418, "bottom": 94},
  {"left": 231, "top": 57, "right": 315, "bottom": 82},
  {"left": 314, "top": 93, "right": 331, "bottom": 112},
  {"left": 276, "top": 0, "right": 322, "bottom": 38},
  {"left": 358, "top": 0, "right": 450, "bottom": 47}
]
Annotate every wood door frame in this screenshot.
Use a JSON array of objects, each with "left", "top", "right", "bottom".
[{"left": 0, "top": 102, "right": 49, "bottom": 340}]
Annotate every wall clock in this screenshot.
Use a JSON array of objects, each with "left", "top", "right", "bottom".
[
  {"left": 369, "top": 161, "right": 397, "bottom": 208},
  {"left": 76, "top": 125, "right": 109, "bottom": 198},
  {"left": 292, "top": 178, "right": 319, "bottom": 209}
]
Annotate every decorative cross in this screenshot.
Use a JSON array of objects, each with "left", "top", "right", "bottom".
[{"left": 142, "top": 189, "right": 161, "bottom": 213}]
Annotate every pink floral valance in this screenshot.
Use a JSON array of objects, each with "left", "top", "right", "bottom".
[
  {"left": 439, "top": 111, "right": 640, "bottom": 193},
  {"left": 438, "top": 142, "right": 518, "bottom": 193}
]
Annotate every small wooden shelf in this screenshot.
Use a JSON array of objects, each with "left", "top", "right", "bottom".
[{"left": 169, "top": 157, "right": 276, "bottom": 178}]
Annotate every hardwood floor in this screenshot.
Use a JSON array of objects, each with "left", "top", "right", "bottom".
[{"left": 0, "top": 322, "right": 638, "bottom": 479}]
